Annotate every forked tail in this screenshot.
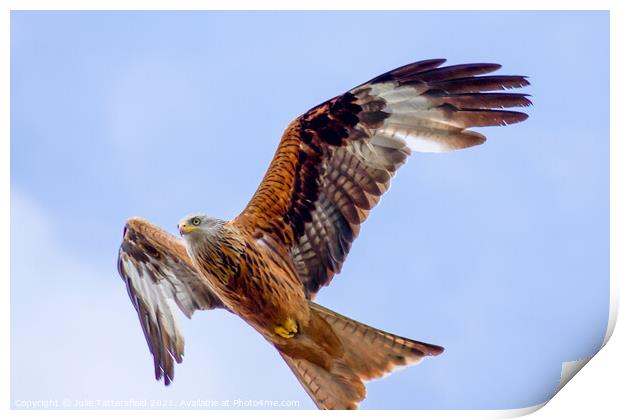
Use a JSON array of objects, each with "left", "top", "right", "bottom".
[{"left": 280, "top": 302, "right": 443, "bottom": 409}]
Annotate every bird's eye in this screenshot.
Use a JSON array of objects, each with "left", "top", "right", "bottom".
[{"left": 192, "top": 218, "right": 201, "bottom": 226}]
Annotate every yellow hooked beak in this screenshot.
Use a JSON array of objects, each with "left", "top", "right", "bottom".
[{"left": 178, "top": 223, "right": 198, "bottom": 236}]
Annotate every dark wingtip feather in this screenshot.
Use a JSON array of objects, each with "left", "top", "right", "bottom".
[
  {"left": 368, "top": 58, "right": 447, "bottom": 84},
  {"left": 431, "top": 75, "right": 530, "bottom": 93},
  {"left": 428, "top": 92, "right": 533, "bottom": 109},
  {"left": 413, "top": 63, "right": 503, "bottom": 82},
  {"left": 428, "top": 344, "right": 445, "bottom": 356}
]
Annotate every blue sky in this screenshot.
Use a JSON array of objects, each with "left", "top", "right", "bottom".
[{"left": 11, "top": 11, "right": 609, "bottom": 409}]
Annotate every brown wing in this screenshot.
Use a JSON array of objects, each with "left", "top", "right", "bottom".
[
  {"left": 234, "top": 58, "right": 530, "bottom": 298},
  {"left": 117, "top": 217, "right": 224, "bottom": 385}
]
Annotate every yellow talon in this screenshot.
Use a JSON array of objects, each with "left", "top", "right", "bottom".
[
  {"left": 274, "top": 326, "right": 294, "bottom": 338},
  {"left": 284, "top": 318, "right": 298, "bottom": 333},
  {"left": 275, "top": 318, "right": 298, "bottom": 338}
]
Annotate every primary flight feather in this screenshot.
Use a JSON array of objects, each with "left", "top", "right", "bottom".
[{"left": 117, "top": 58, "right": 530, "bottom": 409}]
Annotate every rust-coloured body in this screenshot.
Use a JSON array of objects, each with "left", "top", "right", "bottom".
[{"left": 186, "top": 221, "right": 311, "bottom": 342}]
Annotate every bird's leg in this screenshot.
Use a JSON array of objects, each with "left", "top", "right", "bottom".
[{"left": 274, "top": 318, "right": 298, "bottom": 339}]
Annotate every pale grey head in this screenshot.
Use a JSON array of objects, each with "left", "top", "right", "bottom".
[{"left": 177, "top": 213, "right": 225, "bottom": 240}]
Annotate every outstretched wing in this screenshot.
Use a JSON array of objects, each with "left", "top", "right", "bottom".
[
  {"left": 234, "top": 59, "right": 530, "bottom": 298},
  {"left": 117, "top": 217, "right": 224, "bottom": 384}
]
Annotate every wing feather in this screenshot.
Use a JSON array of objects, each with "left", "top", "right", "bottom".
[
  {"left": 234, "top": 59, "right": 530, "bottom": 298},
  {"left": 117, "top": 218, "right": 224, "bottom": 384}
]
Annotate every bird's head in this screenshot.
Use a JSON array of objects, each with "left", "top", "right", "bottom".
[
  {"left": 178, "top": 213, "right": 224, "bottom": 238},
  {"left": 178, "top": 213, "right": 205, "bottom": 236}
]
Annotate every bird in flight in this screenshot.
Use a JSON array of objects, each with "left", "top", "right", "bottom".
[{"left": 117, "top": 58, "right": 530, "bottom": 409}]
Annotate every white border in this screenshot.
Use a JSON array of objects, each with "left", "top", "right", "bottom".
[
  {"left": 0, "top": 0, "right": 616, "bottom": 11},
  {"left": 2, "top": 1, "right": 616, "bottom": 419}
]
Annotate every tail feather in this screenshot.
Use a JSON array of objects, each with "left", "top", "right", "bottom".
[
  {"left": 309, "top": 302, "right": 443, "bottom": 381},
  {"left": 280, "top": 354, "right": 365, "bottom": 409},
  {"left": 280, "top": 302, "right": 443, "bottom": 409}
]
